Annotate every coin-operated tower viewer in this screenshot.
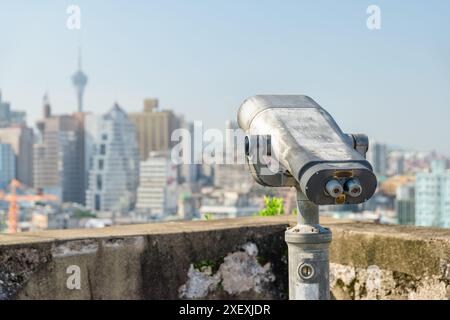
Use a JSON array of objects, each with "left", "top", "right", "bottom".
[{"left": 237, "top": 95, "right": 377, "bottom": 300}]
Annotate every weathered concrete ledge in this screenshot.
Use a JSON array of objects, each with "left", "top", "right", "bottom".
[{"left": 0, "top": 216, "right": 449, "bottom": 300}]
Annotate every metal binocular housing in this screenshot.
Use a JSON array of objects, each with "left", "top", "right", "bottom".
[{"left": 238, "top": 95, "right": 377, "bottom": 206}]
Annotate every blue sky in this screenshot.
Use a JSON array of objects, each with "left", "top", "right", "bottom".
[{"left": 1, "top": 0, "right": 449, "bottom": 155}]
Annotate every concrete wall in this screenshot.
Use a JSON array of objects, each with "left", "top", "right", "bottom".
[{"left": 0, "top": 217, "right": 449, "bottom": 300}]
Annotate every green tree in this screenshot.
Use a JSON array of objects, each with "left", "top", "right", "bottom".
[{"left": 259, "top": 196, "right": 285, "bottom": 216}]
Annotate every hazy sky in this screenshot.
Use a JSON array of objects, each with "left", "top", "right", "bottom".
[{"left": 1, "top": 0, "right": 449, "bottom": 155}]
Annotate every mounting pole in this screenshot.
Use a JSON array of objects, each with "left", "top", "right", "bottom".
[{"left": 285, "top": 188, "right": 332, "bottom": 300}]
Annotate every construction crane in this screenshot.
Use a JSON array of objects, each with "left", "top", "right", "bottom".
[{"left": 0, "top": 179, "right": 58, "bottom": 233}]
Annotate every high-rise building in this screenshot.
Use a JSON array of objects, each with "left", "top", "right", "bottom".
[
  {"left": 415, "top": 160, "right": 450, "bottom": 228},
  {"left": 0, "top": 126, "right": 34, "bottom": 186},
  {"left": 136, "top": 152, "right": 178, "bottom": 218},
  {"left": 388, "top": 151, "right": 405, "bottom": 176},
  {"left": 177, "top": 118, "right": 200, "bottom": 185},
  {"left": 0, "top": 90, "right": 26, "bottom": 127},
  {"left": 71, "top": 49, "right": 88, "bottom": 113},
  {"left": 214, "top": 121, "right": 253, "bottom": 191},
  {"left": 85, "top": 103, "right": 139, "bottom": 213},
  {"left": 129, "top": 99, "right": 180, "bottom": 161},
  {"left": 368, "top": 142, "right": 388, "bottom": 176},
  {"left": 0, "top": 91, "right": 10, "bottom": 127},
  {"left": 33, "top": 96, "right": 85, "bottom": 203},
  {"left": 0, "top": 143, "right": 16, "bottom": 187},
  {"left": 395, "top": 183, "right": 415, "bottom": 225}
]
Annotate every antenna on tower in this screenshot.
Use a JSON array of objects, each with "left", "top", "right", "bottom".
[
  {"left": 72, "top": 46, "right": 88, "bottom": 113},
  {"left": 78, "top": 46, "right": 82, "bottom": 70}
]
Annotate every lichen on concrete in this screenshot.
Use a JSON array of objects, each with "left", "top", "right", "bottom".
[
  {"left": 407, "top": 277, "right": 448, "bottom": 300},
  {"left": 330, "top": 262, "right": 450, "bottom": 300},
  {"left": 179, "top": 242, "right": 276, "bottom": 299}
]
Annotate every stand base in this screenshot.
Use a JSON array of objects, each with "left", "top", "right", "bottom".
[{"left": 285, "top": 224, "right": 332, "bottom": 300}]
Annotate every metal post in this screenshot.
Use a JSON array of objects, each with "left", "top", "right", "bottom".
[{"left": 285, "top": 189, "right": 332, "bottom": 300}]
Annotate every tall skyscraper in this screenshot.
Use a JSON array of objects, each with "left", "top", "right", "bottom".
[
  {"left": 85, "top": 103, "right": 140, "bottom": 213},
  {"left": 0, "top": 126, "right": 34, "bottom": 186},
  {"left": 129, "top": 99, "right": 180, "bottom": 161},
  {"left": 178, "top": 118, "right": 200, "bottom": 185},
  {"left": 0, "top": 143, "right": 16, "bottom": 187},
  {"left": 415, "top": 160, "right": 450, "bottom": 228},
  {"left": 368, "top": 142, "right": 388, "bottom": 176},
  {"left": 71, "top": 49, "right": 88, "bottom": 113},
  {"left": 34, "top": 96, "right": 85, "bottom": 203},
  {"left": 136, "top": 151, "right": 178, "bottom": 218}
]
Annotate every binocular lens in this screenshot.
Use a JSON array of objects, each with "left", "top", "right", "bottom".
[
  {"left": 325, "top": 179, "right": 344, "bottom": 198},
  {"left": 344, "top": 178, "right": 363, "bottom": 197}
]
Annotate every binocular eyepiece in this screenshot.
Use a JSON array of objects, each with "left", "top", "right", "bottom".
[{"left": 326, "top": 178, "right": 363, "bottom": 199}]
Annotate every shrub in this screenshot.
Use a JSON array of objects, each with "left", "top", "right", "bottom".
[{"left": 259, "top": 196, "right": 285, "bottom": 216}]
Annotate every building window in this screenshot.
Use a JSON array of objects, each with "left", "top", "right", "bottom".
[
  {"left": 100, "top": 144, "right": 106, "bottom": 155},
  {"left": 98, "top": 159, "right": 104, "bottom": 170},
  {"left": 95, "top": 194, "right": 101, "bottom": 211},
  {"left": 96, "top": 174, "right": 103, "bottom": 190},
  {"left": 102, "top": 134, "right": 108, "bottom": 141}
]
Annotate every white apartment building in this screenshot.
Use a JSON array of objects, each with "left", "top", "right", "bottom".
[
  {"left": 85, "top": 103, "right": 139, "bottom": 213},
  {"left": 136, "top": 152, "right": 178, "bottom": 218},
  {"left": 415, "top": 160, "right": 450, "bottom": 228}
]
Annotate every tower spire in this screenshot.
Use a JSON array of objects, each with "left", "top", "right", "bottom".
[
  {"left": 78, "top": 46, "right": 82, "bottom": 70},
  {"left": 72, "top": 47, "right": 88, "bottom": 113}
]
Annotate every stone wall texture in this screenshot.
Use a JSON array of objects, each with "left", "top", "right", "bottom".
[{"left": 0, "top": 216, "right": 449, "bottom": 300}]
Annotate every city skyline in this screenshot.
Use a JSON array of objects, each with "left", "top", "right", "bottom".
[{"left": 1, "top": 1, "right": 450, "bottom": 156}]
